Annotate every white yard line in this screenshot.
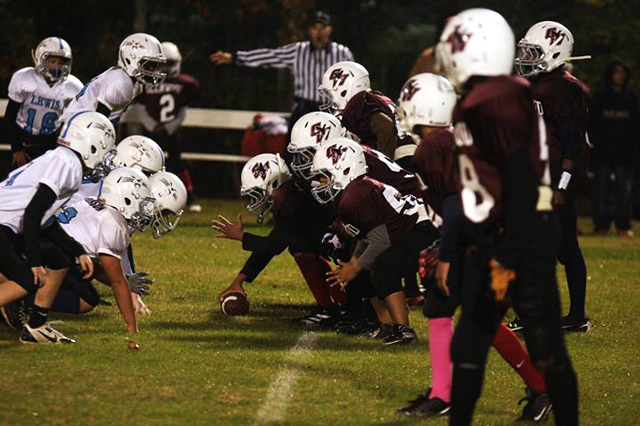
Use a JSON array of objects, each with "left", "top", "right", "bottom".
[{"left": 254, "top": 332, "right": 317, "bottom": 426}]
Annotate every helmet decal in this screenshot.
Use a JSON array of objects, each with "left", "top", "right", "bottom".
[
  {"left": 326, "top": 144, "right": 348, "bottom": 164},
  {"left": 251, "top": 161, "right": 270, "bottom": 180},
  {"left": 310, "top": 122, "right": 330, "bottom": 143},
  {"left": 447, "top": 25, "right": 472, "bottom": 54},
  {"left": 400, "top": 79, "right": 420, "bottom": 102},
  {"left": 545, "top": 28, "right": 566, "bottom": 45},
  {"left": 329, "top": 68, "right": 349, "bottom": 88}
]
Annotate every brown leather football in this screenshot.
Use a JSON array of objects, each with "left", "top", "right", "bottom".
[{"left": 221, "top": 292, "right": 250, "bottom": 316}]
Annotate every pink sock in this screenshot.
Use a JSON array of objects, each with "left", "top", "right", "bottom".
[{"left": 428, "top": 317, "right": 454, "bottom": 403}]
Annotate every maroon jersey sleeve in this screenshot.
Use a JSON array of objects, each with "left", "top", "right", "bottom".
[
  {"left": 362, "top": 145, "right": 422, "bottom": 197},
  {"left": 337, "top": 177, "right": 419, "bottom": 241},
  {"left": 532, "top": 69, "right": 590, "bottom": 189},
  {"left": 453, "top": 76, "right": 541, "bottom": 224},
  {"left": 411, "top": 128, "right": 459, "bottom": 216},
  {"left": 341, "top": 91, "right": 395, "bottom": 148}
]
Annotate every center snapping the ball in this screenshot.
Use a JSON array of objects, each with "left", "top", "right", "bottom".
[{"left": 221, "top": 292, "right": 250, "bottom": 316}]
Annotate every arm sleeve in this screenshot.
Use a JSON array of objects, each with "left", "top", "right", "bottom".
[
  {"left": 239, "top": 252, "right": 275, "bottom": 283},
  {"left": 241, "top": 225, "right": 295, "bottom": 256},
  {"left": 96, "top": 102, "right": 112, "bottom": 118},
  {"left": 438, "top": 194, "right": 463, "bottom": 262},
  {"left": 23, "top": 184, "right": 57, "bottom": 267},
  {"left": 235, "top": 43, "right": 298, "bottom": 70},
  {"left": 355, "top": 224, "right": 391, "bottom": 270},
  {"left": 369, "top": 112, "right": 397, "bottom": 159},
  {"left": 3, "top": 99, "right": 23, "bottom": 152},
  {"left": 494, "top": 149, "right": 539, "bottom": 269},
  {"left": 556, "top": 120, "right": 582, "bottom": 162},
  {"left": 41, "top": 221, "right": 86, "bottom": 259}
]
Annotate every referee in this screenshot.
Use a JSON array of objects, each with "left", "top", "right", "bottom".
[{"left": 209, "top": 11, "right": 354, "bottom": 146}]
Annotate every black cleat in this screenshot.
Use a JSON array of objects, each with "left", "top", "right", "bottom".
[
  {"left": 561, "top": 316, "right": 592, "bottom": 333},
  {"left": 1, "top": 299, "right": 27, "bottom": 330},
  {"left": 335, "top": 317, "right": 380, "bottom": 335},
  {"left": 507, "top": 316, "right": 524, "bottom": 332},
  {"left": 397, "top": 389, "right": 432, "bottom": 415},
  {"left": 368, "top": 323, "right": 395, "bottom": 340},
  {"left": 518, "top": 388, "right": 553, "bottom": 422},
  {"left": 415, "top": 397, "right": 451, "bottom": 416},
  {"left": 383, "top": 324, "right": 417, "bottom": 345},
  {"left": 291, "top": 308, "right": 342, "bottom": 329}
]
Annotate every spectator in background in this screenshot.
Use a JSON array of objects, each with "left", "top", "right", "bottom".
[
  {"left": 589, "top": 59, "right": 639, "bottom": 237},
  {"left": 136, "top": 42, "right": 202, "bottom": 212},
  {"left": 209, "top": 11, "right": 354, "bottom": 154}
]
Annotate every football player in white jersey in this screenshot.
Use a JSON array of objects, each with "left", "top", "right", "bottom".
[
  {"left": 3, "top": 37, "right": 83, "bottom": 168},
  {"left": 0, "top": 111, "right": 115, "bottom": 343},
  {"left": 59, "top": 33, "right": 166, "bottom": 126},
  {"left": 54, "top": 167, "right": 155, "bottom": 340}
]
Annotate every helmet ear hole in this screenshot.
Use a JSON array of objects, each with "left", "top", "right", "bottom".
[
  {"left": 340, "top": 90, "right": 347, "bottom": 98},
  {"left": 272, "top": 179, "right": 279, "bottom": 189},
  {"left": 125, "top": 198, "right": 132, "bottom": 206},
  {"left": 343, "top": 167, "right": 350, "bottom": 176},
  {"left": 91, "top": 145, "right": 97, "bottom": 154},
  {"left": 552, "top": 52, "right": 560, "bottom": 59}
]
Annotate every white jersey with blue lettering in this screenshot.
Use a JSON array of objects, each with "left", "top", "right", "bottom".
[
  {"left": 58, "top": 199, "right": 129, "bottom": 261},
  {"left": 0, "top": 146, "right": 83, "bottom": 233},
  {"left": 8, "top": 67, "right": 83, "bottom": 136},
  {"left": 68, "top": 179, "right": 102, "bottom": 206},
  {"left": 60, "top": 67, "right": 140, "bottom": 124}
]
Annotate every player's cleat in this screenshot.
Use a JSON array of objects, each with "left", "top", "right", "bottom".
[
  {"left": 335, "top": 316, "right": 380, "bottom": 336},
  {"left": 617, "top": 229, "right": 634, "bottom": 238},
  {"left": 369, "top": 323, "right": 395, "bottom": 340},
  {"left": 507, "top": 316, "right": 524, "bottom": 332},
  {"left": 397, "top": 389, "right": 432, "bottom": 415},
  {"left": 415, "top": 397, "right": 451, "bottom": 416},
  {"left": 518, "top": 388, "right": 553, "bottom": 422},
  {"left": 384, "top": 324, "right": 417, "bottom": 345},
  {"left": 19, "top": 324, "right": 76, "bottom": 344},
  {"left": 0, "top": 299, "right": 27, "bottom": 330},
  {"left": 291, "top": 308, "right": 342, "bottom": 329},
  {"left": 561, "top": 316, "right": 592, "bottom": 333},
  {"left": 188, "top": 203, "right": 202, "bottom": 213}
]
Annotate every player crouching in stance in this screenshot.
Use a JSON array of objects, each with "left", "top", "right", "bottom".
[
  {"left": 213, "top": 150, "right": 347, "bottom": 325},
  {"left": 395, "top": 73, "right": 551, "bottom": 420},
  {"left": 436, "top": 9, "right": 578, "bottom": 425},
  {"left": 0, "top": 111, "right": 115, "bottom": 343},
  {"left": 311, "top": 140, "right": 439, "bottom": 345},
  {"left": 56, "top": 167, "right": 156, "bottom": 338}
]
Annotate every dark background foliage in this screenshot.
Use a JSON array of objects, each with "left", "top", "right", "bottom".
[{"left": 1, "top": 0, "right": 639, "bottom": 197}]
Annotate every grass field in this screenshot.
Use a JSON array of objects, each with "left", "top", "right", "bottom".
[{"left": 1, "top": 199, "right": 639, "bottom": 426}]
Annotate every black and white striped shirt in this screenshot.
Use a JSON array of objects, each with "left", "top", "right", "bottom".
[{"left": 236, "top": 41, "right": 354, "bottom": 102}]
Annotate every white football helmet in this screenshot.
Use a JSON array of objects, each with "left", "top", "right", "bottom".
[
  {"left": 118, "top": 33, "right": 166, "bottom": 85},
  {"left": 310, "top": 138, "right": 368, "bottom": 205},
  {"left": 515, "top": 21, "right": 587, "bottom": 77},
  {"left": 287, "top": 112, "right": 344, "bottom": 179},
  {"left": 240, "top": 153, "right": 291, "bottom": 223},
  {"left": 397, "top": 73, "right": 457, "bottom": 139},
  {"left": 161, "top": 42, "right": 182, "bottom": 78},
  {"left": 109, "top": 135, "right": 165, "bottom": 174},
  {"left": 319, "top": 61, "right": 370, "bottom": 114},
  {"left": 32, "top": 37, "right": 73, "bottom": 84},
  {"left": 148, "top": 171, "right": 187, "bottom": 238},
  {"left": 58, "top": 111, "right": 116, "bottom": 171},
  {"left": 100, "top": 167, "right": 154, "bottom": 230},
  {"left": 436, "top": 8, "right": 515, "bottom": 91}
]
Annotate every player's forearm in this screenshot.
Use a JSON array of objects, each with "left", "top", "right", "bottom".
[
  {"left": 112, "top": 278, "right": 138, "bottom": 333},
  {"left": 369, "top": 113, "right": 397, "bottom": 159},
  {"left": 23, "top": 184, "right": 57, "bottom": 266},
  {"left": 4, "top": 100, "right": 23, "bottom": 152},
  {"left": 241, "top": 228, "right": 292, "bottom": 255},
  {"left": 355, "top": 225, "right": 391, "bottom": 270},
  {"left": 239, "top": 252, "right": 274, "bottom": 283},
  {"left": 495, "top": 149, "right": 539, "bottom": 269}
]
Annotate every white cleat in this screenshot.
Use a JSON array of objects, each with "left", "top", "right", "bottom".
[
  {"left": 188, "top": 204, "right": 202, "bottom": 213},
  {"left": 19, "top": 324, "right": 76, "bottom": 344}
]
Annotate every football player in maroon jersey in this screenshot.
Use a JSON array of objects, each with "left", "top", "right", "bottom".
[
  {"left": 514, "top": 21, "right": 592, "bottom": 333},
  {"left": 437, "top": 9, "right": 578, "bottom": 425},
  {"left": 311, "top": 139, "right": 440, "bottom": 345},
  {"left": 395, "top": 73, "right": 551, "bottom": 420},
  {"left": 136, "top": 42, "right": 201, "bottom": 212},
  {"left": 212, "top": 153, "right": 347, "bottom": 325}
]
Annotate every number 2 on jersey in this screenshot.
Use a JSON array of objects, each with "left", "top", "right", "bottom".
[{"left": 159, "top": 94, "right": 175, "bottom": 122}]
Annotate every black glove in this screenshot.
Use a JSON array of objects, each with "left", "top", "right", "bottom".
[{"left": 127, "top": 271, "right": 154, "bottom": 296}]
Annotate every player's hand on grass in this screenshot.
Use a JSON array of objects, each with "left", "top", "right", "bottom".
[
  {"left": 436, "top": 261, "right": 451, "bottom": 297},
  {"left": 209, "top": 51, "right": 233, "bottom": 65},
  {"left": 127, "top": 271, "right": 154, "bottom": 296},
  {"left": 31, "top": 266, "right": 47, "bottom": 288},
  {"left": 489, "top": 258, "right": 515, "bottom": 304},
  {"left": 211, "top": 214, "right": 244, "bottom": 241},
  {"left": 131, "top": 293, "right": 151, "bottom": 315},
  {"left": 79, "top": 254, "right": 94, "bottom": 279},
  {"left": 12, "top": 150, "right": 30, "bottom": 167},
  {"left": 326, "top": 257, "right": 362, "bottom": 290}
]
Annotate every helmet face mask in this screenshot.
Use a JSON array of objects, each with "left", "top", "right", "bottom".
[
  {"left": 118, "top": 33, "right": 166, "bottom": 87},
  {"left": 289, "top": 148, "right": 317, "bottom": 180},
  {"left": 309, "top": 168, "right": 342, "bottom": 205},
  {"left": 515, "top": 43, "right": 548, "bottom": 77},
  {"left": 318, "top": 87, "right": 340, "bottom": 115}
]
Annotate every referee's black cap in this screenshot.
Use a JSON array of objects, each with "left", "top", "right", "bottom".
[{"left": 309, "top": 11, "right": 331, "bottom": 26}]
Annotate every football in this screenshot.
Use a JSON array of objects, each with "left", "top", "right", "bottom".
[{"left": 221, "top": 292, "right": 250, "bottom": 316}]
